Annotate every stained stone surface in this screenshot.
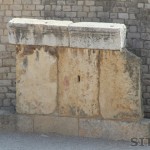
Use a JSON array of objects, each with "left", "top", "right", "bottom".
[
  {"left": 99, "top": 50, "right": 143, "bottom": 121},
  {"left": 8, "top": 18, "right": 126, "bottom": 51},
  {"left": 16, "top": 45, "right": 57, "bottom": 114},
  {"left": 58, "top": 48, "right": 100, "bottom": 117},
  {"left": 8, "top": 18, "right": 72, "bottom": 46},
  {"left": 69, "top": 22, "right": 126, "bottom": 50}
]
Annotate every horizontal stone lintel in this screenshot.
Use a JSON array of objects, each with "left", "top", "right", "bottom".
[{"left": 8, "top": 18, "right": 126, "bottom": 51}]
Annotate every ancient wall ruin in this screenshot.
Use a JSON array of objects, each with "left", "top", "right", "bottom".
[
  {"left": 6, "top": 18, "right": 148, "bottom": 141},
  {"left": 0, "top": 0, "right": 150, "bottom": 116}
]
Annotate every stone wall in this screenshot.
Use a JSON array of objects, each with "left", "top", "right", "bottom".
[
  {"left": 0, "top": 0, "right": 150, "bottom": 115},
  {"left": 7, "top": 18, "right": 146, "bottom": 141},
  {"left": 0, "top": 0, "right": 45, "bottom": 112}
]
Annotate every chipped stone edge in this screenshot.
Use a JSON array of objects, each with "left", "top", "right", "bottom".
[{"left": 7, "top": 18, "right": 126, "bottom": 51}]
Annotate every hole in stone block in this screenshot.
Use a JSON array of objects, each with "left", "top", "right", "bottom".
[{"left": 78, "top": 75, "right": 80, "bottom": 82}]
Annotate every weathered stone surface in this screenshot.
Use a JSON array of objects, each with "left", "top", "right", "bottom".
[
  {"left": 16, "top": 45, "right": 57, "bottom": 114},
  {"left": 8, "top": 19, "right": 126, "bottom": 51},
  {"left": 0, "top": 114, "right": 16, "bottom": 132},
  {"left": 69, "top": 22, "right": 126, "bottom": 50},
  {"left": 79, "top": 118, "right": 150, "bottom": 141},
  {"left": 99, "top": 50, "right": 143, "bottom": 121},
  {"left": 8, "top": 18, "right": 72, "bottom": 46},
  {"left": 7, "top": 18, "right": 145, "bottom": 141},
  {"left": 58, "top": 48, "right": 100, "bottom": 117},
  {"left": 17, "top": 115, "right": 33, "bottom": 132},
  {"left": 34, "top": 116, "right": 78, "bottom": 136}
]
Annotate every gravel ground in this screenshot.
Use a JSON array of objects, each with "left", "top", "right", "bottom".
[{"left": 0, "top": 132, "right": 149, "bottom": 150}]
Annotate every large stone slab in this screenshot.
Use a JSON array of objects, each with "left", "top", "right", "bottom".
[
  {"left": 17, "top": 115, "right": 34, "bottom": 132},
  {"left": 34, "top": 116, "right": 78, "bottom": 136},
  {"left": 99, "top": 50, "right": 143, "bottom": 121},
  {"left": 16, "top": 45, "right": 57, "bottom": 114},
  {"left": 79, "top": 118, "right": 150, "bottom": 141},
  {"left": 58, "top": 48, "right": 100, "bottom": 117},
  {"left": 8, "top": 18, "right": 126, "bottom": 51},
  {"left": 69, "top": 22, "right": 126, "bottom": 50},
  {"left": 8, "top": 18, "right": 72, "bottom": 46}
]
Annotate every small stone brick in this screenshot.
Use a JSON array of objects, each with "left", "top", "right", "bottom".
[
  {"left": 0, "top": 67, "right": 10, "bottom": 73},
  {"left": 77, "top": 12, "right": 87, "bottom": 17},
  {"left": 32, "top": 11, "right": 40, "bottom": 17},
  {"left": 0, "top": 80, "right": 11, "bottom": 86},
  {"left": 7, "top": 73, "right": 16, "bottom": 79},
  {"left": 142, "top": 65, "right": 149, "bottom": 73},
  {"left": 129, "top": 26, "right": 137, "bottom": 32},
  {"left": 24, "top": 5, "right": 36, "bottom": 10},
  {"left": 22, "top": 11, "right": 32, "bottom": 16},
  {"left": 0, "top": 5, "right": 9, "bottom": 10},
  {"left": 88, "top": 12, "right": 96, "bottom": 18},
  {"left": 3, "top": 59, "right": 16, "bottom": 66},
  {"left": 0, "top": 87, "right": 7, "bottom": 93},
  {"left": 85, "top": 1, "right": 95, "bottom": 6},
  {"left": 127, "top": 33, "right": 140, "bottom": 39},
  {"left": 138, "top": 3, "right": 144, "bottom": 8},
  {"left": 10, "top": 5, "right": 23, "bottom": 10},
  {"left": 66, "top": 0, "right": 76, "bottom": 5},
  {"left": 72, "top": 6, "right": 82, "bottom": 11},
  {"left": 14, "top": 0, "right": 21, "bottom": 4},
  {"left": 6, "top": 93, "right": 16, "bottom": 99},
  {"left": 78, "top": 1, "right": 84, "bottom": 5},
  {"left": 8, "top": 87, "right": 16, "bottom": 92},
  {"left": 36, "top": 5, "right": 44, "bottom": 10},
  {"left": 3, "top": 99, "right": 11, "bottom": 106},
  {"left": 22, "top": 0, "right": 32, "bottom": 4},
  {"left": 3, "top": 0, "right": 13, "bottom": 4},
  {"left": 63, "top": 6, "right": 71, "bottom": 11},
  {"left": 13, "top": 11, "right": 22, "bottom": 17},
  {"left": 32, "top": 0, "right": 41, "bottom": 4},
  {"left": 90, "top": 6, "right": 103, "bottom": 12},
  {"left": 57, "top": 0, "right": 65, "bottom": 5},
  {"left": 5, "top": 11, "right": 13, "bottom": 16},
  {"left": 144, "top": 41, "right": 150, "bottom": 49},
  {"left": 66, "top": 12, "right": 76, "bottom": 17},
  {"left": 118, "top": 13, "right": 129, "bottom": 19}
]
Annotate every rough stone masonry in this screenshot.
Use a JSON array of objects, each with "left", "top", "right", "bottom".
[
  {"left": 6, "top": 18, "right": 149, "bottom": 141},
  {"left": 0, "top": 0, "right": 150, "bottom": 117}
]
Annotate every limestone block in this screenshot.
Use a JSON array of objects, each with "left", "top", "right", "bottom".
[
  {"left": 79, "top": 118, "right": 150, "bottom": 141},
  {"left": 16, "top": 45, "right": 57, "bottom": 114},
  {"left": 34, "top": 115, "right": 78, "bottom": 136},
  {"left": 8, "top": 18, "right": 126, "bottom": 51},
  {"left": 17, "top": 115, "right": 33, "bottom": 132},
  {"left": 69, "top": 22, "right": 126, "bottom": 50},
  {"left": 8, "top": 18, "right": 73, "bottom": 46},
  {"left": 58, "top": 48, "right": 100, "bottom": 117},
  {"left": 99, "top": 50, "right": 143, "bottom": 121}
]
